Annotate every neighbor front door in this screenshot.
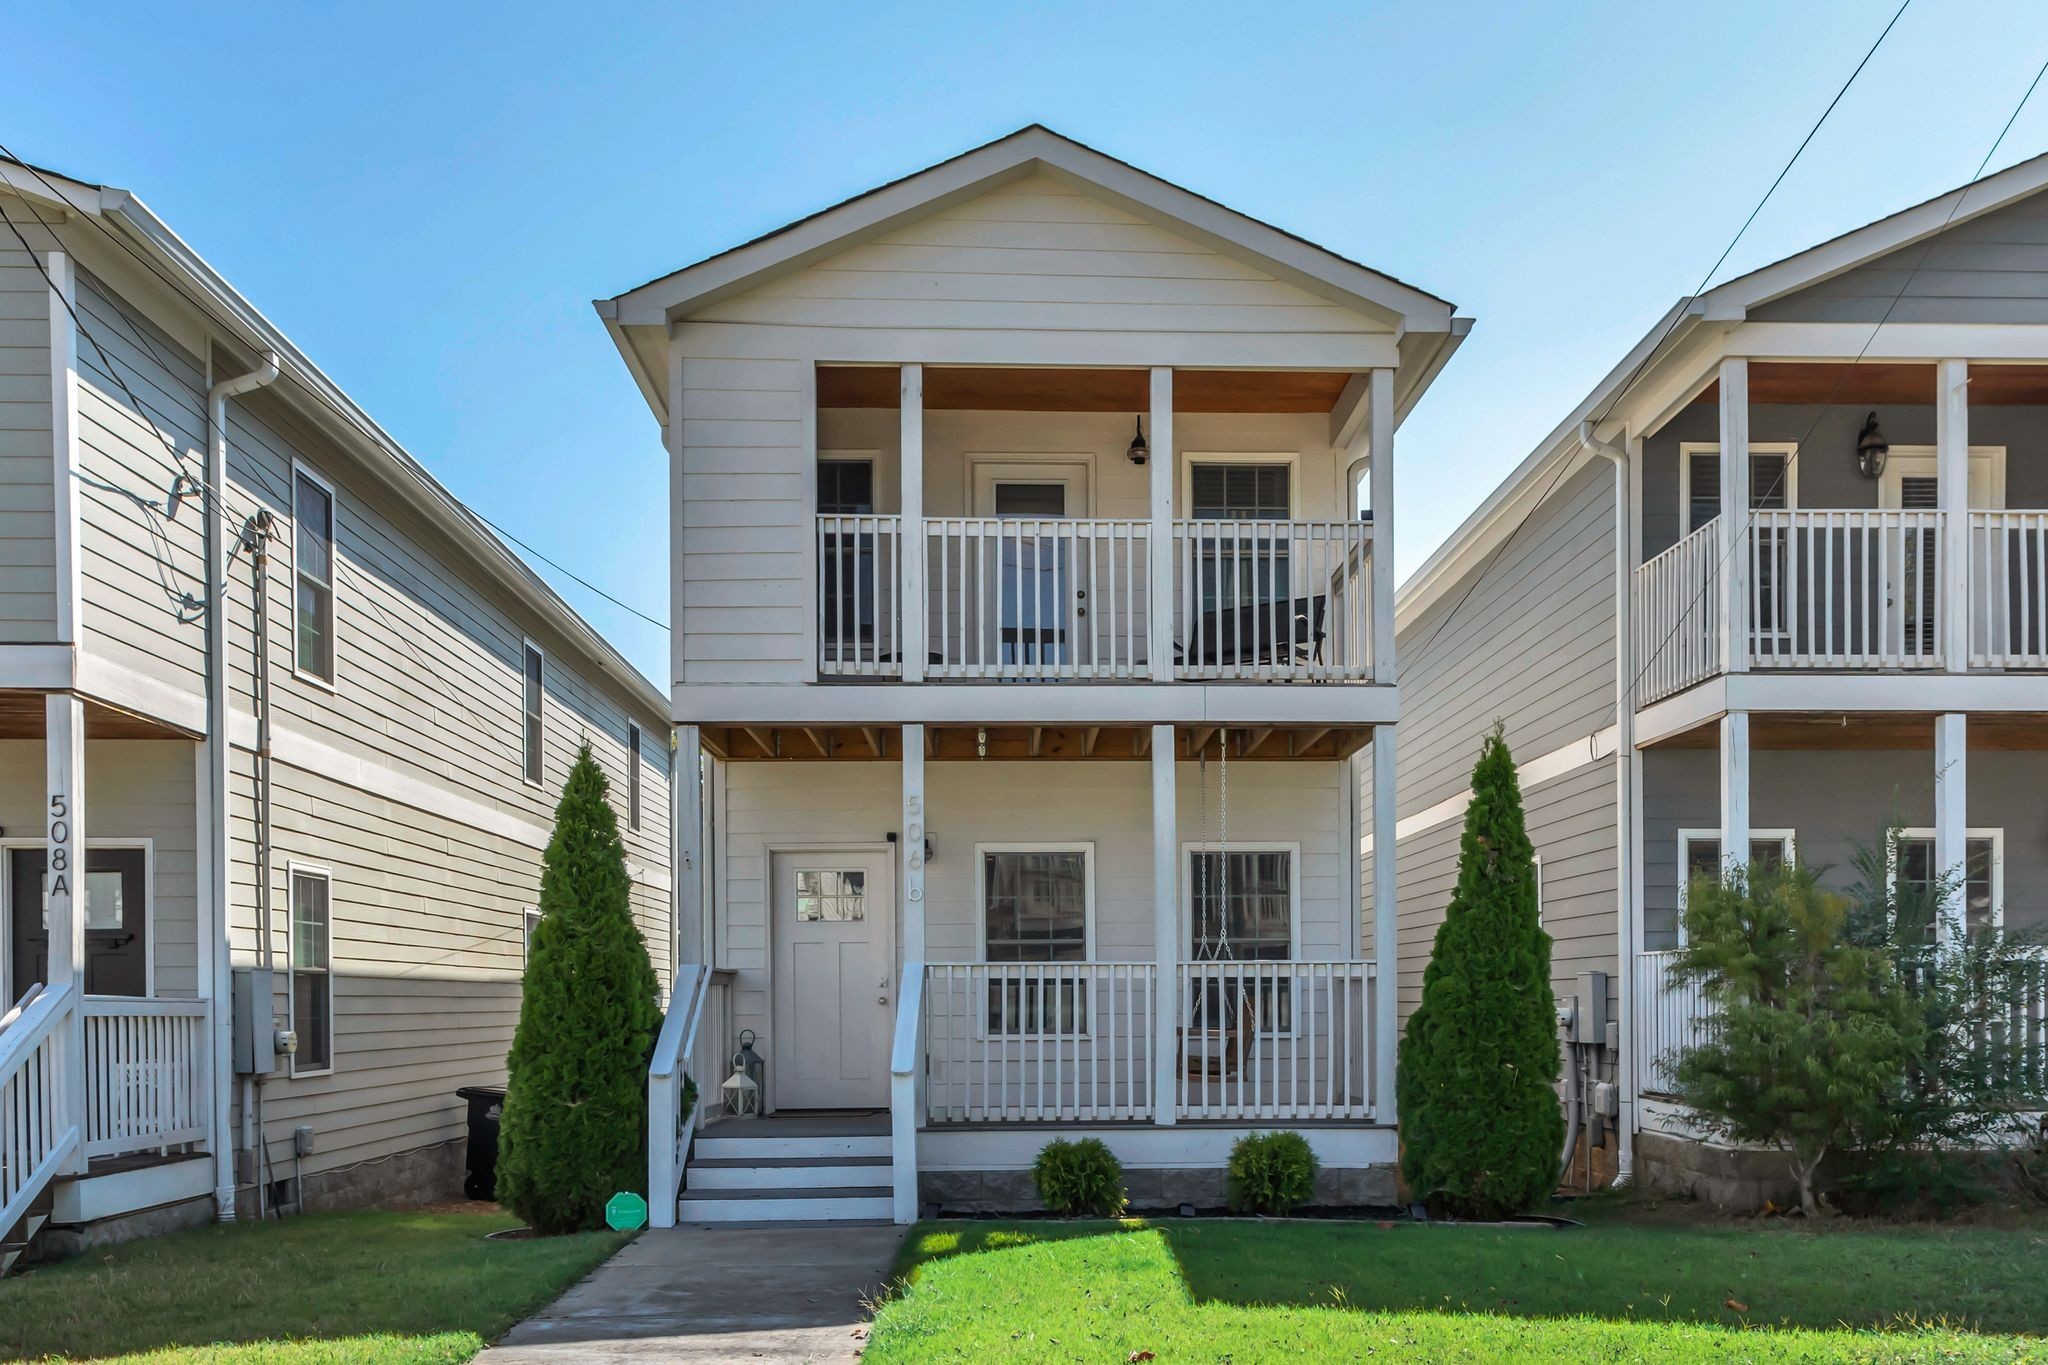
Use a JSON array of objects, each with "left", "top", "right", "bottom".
[
  {"left": 771, "top": 848, "right": 895, "bottom": 1109},
  {"left": 10, "top": 846, "right": 148, "bottom": 1001}
]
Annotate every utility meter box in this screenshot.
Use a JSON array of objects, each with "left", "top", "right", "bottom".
[
  {"left": 233, "top": 968, "right": 277, "bottom": 1075},
  {"left": 1573, "top": 970, "right": 1610, "bottom": 1045}
]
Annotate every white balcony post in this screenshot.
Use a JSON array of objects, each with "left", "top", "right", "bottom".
[
  {"left": 674, "top": 725, "right": 704, "bottom": 972},
  {"left": 1937, "top": 359, "right": 1970, "bottom": 672},
  {"left": 47, "top": 692, "right": 88, "bottom": 1175},
  {"left": 901, "top": 723, "right": 927, "bottom": 964},
  {"left": 900, "top": 365, "right": 926, "bottom": 683},
  {"left": 1719, "top": 710, "right": 1750, "bottom": 873},
  {"left": 1368, "top": 367, "right": 1396, "bottom": 684},
  {"left": 1149, "top": 724, "right": 1177, "bottom": 1124},
  {"left": 1934, "top": 712, "right": 1968, "bottom": 944},
  {"left": 1148, "top": 368, "right": 1175, "bottom": 682},
  {"left": 1717, "top": 358, "right": 1750, "bottom": 673},
  {"left": 1370, "top": 727, "right": 1398, "bottom": 1123}
]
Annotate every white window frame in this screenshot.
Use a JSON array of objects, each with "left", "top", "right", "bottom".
[
  {"left": 1179, "top": 841, "right": 1303, "bottom": 960},
  {"left": 1180, "top": 452, "right": 1303, "bottom": 520},
  {"left": 521, "top": 906, "right": 542, "bottom": 963},
  {"left": 1877, "top": 445, "right": 2007, "bottom": 512},
  {"left": 289, "top": 459, "right": 339, "bottom": 691},
  {"left": 627, "top": 722, "right": 642, "bottom": 832},
  {"left": 1533, "top": 853, "right": 1544, "bottom": 928},
  {"left": 1675, "top": 828, "right": 1796, "bottom": 946},
  {"left": 521, "top": 639, "right": 545, "bottom": 788},
  {"left": 972, "top": 842, "right": 1097, "bottom": 1041},
  {"left": 1678, "top": 442, "right": 1800, "bottom": 533},
  {"left": 1887, "top": 827, "right": 2004, "bottom": 931},
  {"left": 285, "top": 860, "right": 335, "bottom": 1079}
]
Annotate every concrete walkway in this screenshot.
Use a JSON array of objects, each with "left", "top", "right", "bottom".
[{"left": 475, "top": 1222, "right": 905, "bottom": 1363}]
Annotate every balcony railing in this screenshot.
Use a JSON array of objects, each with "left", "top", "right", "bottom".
[
  {"left": 1171, "top": 520, "right": 1373, "bottom": 682},
  {"left": 816, "top": 514, "right": 904, "bottom": 677},
  {"left": 1969, "top": 511, "right": 2048, "bottom": 667},
  {"left": 1748, "top": 509, "right": 1944, "bottom": 669},
  {"left": 924, "top": 519, "right": 1153, "bottom": 680},
  {"left": 1633, "top": 519, "right": 1721, "bottom": 705}
]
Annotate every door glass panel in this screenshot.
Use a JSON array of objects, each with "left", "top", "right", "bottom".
[
  {"left": 993, "top": 482, "right": 1066, "bottom": 517},
  {"left": 992, "top": 484, "right": 1069, "bottom": 667},
  {"left": 84, "top": 871, "right": 124, "bottom": 930},
  {"left": 796, "top": 870, "right": 867, "bottom": 922}
]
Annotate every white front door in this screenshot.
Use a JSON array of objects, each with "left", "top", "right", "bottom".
[{"left": 771, "top": 849, "right": 895, "bottom": 1109}]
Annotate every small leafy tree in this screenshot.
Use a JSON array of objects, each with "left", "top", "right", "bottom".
[
  {"left": 1398, "top": 725, "right": 1563, "bottom": 1219},
  {"left": 1672, "top": 861, "right": 1919, "bottom": 1215},
  {"left": 497, "top": 743, "right": 661, "bottom": 1234}
]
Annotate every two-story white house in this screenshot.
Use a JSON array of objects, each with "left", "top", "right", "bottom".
[
  {"left": 0, "top": 156, "right": 673, "bottom": 1264},
  {"left": 605, "top": 127, "right": 1469, "bottom": 1222},
  {"left": 1394, "top": 154, "right": 2048, "bottom": 1202}
]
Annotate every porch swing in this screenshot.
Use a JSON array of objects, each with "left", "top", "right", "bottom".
[{"left": 1179, "top": 729, "right": 1255, "bottom": 1086}]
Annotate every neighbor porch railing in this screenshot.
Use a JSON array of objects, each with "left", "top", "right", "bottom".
[
  {"left": 80, "top": 997, "right": 209, "bottom": 1159},
  {"left": 1632, "top": 519, "right": 1721, "bottom": 704},
  {"left": 1969, "top": 511, "right": 2048, "bottom": 668},
  {"left": 1747, "top": 509, "right": 1945, "bottom": 669},
  {"left": 923, "top": 518, "right": 1154, "bottom": 680}
]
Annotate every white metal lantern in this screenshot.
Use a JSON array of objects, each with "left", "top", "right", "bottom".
[{"left": 720, "top": 1053, "right": 761, "bottom": 1117}]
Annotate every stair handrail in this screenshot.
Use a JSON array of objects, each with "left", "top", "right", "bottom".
[
  {"left": 0, "top": 982, "right": 44, "bottom": 1036},
  {"left": 0, "top": 980, "right": 80, "bottom": 1242},
  {"left": 647, "top": 964, "right": 714, "bottom": 1231},
  {"left": 889, "top": 963, "right": 927, "bottom": 1226}
]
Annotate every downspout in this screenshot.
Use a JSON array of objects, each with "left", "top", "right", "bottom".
[
  {"left": 1579, "top": 419, "right": 1634, "bottom": 1187},
  {"left": 205, "top": 349, "right": 279, "bottom": 1221}
]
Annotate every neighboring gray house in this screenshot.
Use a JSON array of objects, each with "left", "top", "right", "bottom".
[
  {"left": 0, "top": 157, "right": 673, "bottom": 1263},
  {"left": 607, "top": 127, "right": 1469, "bottom": 1224},
  {"left": 1390, "top": 154, "right": 2048, "bottom": 1195}
]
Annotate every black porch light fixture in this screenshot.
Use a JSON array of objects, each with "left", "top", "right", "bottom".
[
  {"left": 1126, "top": 416, "right": 1149, "bottom": 466},
  {"left": 1855, "top": 411, "right": 1889, "bottom": 479}
]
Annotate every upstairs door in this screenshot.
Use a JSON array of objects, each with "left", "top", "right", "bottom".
[
  {"left": 1880, "top": 450, "right": 2003, "bottom": 659},
  {"left": 9, "top": 846, "right": 148, "bottom": 1001},
  {"left": 771, "top": 849, "right": 895, "bottom": 1110},
  {"left": 971, "top": 463, "right": 1087, "bottom": 672}
]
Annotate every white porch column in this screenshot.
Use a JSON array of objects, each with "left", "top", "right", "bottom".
[
  {"left": 1937, "top": 359, "right": 1970, "bottom": 672},
  {"left": 900, "top": 365, "right": 926, "bottom": 683},
  {"left": 1369, "top": 367, "right": 1396, "bottom": 684},
  {"left": 1934, "top": 712, "right": 1969, "bottom": 943},
  {"left": 1149, "top": 724, "right": 1177, "bottom": 1124},
  {"left": 46, "top": 693, "right": 88, "bottom": 1175},
  {"left": 901, "top": 723, "right": 926, "bottom": 964},
  {"left": 1370, "top": 727, "right": 1398, "bottom": 1123},
  {"left": 674, "top": 726, "right": 704, "bottom": 972},
  {"left": 1717, "top": 357, "right": 1750, "bottom": 674},
  {"left": 1719, "top": 711, "right": 1750, "bottom": 872},
  {"left": 1147, "top": 368, "right": 1175, "bottom": 682}
]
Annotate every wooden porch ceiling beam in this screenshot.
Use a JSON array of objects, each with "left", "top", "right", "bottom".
[
  {"left": 801, "top": 726, "right": 832, "bottom": 758},
  {"left": 861, "top": 725, "right": 884, "bottom": 757},
  {"left": 742, "top": 726, "right": 778, "bottom": 759}
]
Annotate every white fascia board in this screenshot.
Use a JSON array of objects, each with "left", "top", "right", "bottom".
[
  {"left": 1726, "top": 672, "right": 2048, "bottom": 714},
  {"left": 675, "top": 320, "right": 1400, "bottom": 370},
  {"left": 669, "top": 682, "right": 1400, "bottom": 729},
  {"left": 0, "top": 162, "right": 103, "bottom": 218},
  {"left": 1736, "top": 320, "right": 2048, "bottom": 361},
  {"left": 0, "top": 643, "right": 75, "bottom": 690},
  {"left": 603, "top": 315, "right": 667, "bottom": 421}
]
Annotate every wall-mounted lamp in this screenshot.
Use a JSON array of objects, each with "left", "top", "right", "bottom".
[
  {"left": 1125, "top": 416, "right": 1149, "bottom": 466},
  {"left": 886, "top": 830, "right": 935, "bottom": 863},
  {"left": 1855, "top": 411, "right": 1889, "bottom": 480}
]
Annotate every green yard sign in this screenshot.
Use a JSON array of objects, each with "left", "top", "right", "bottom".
[{"left": 605, "top": 1191, "right": 648, "bottom": 1232}]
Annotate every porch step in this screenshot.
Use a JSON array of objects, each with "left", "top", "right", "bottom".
[
  {"left": 677, "top": 1185, "right": 894, "bottom": 1223},
  {"left": 693, "top": 1133, "right": 891, "bottom": 1162},
  {"left": 688, "top": 1155, "right": 892, "bottom": 1191},
  {"left": 0, "top": 1188, "right": 53, "bottom": 1278}
]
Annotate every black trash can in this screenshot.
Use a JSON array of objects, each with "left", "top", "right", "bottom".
[{"left": 455, "top": 1085, "right": 507, "bottom": 1201}]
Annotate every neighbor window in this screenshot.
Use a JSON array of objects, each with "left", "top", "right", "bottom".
[
  {"left": 981, "top": 847, "right": 1090, "bottom": 1034},
  {"left": 522, "top": 907, "right": 542, "bottom": 962},
  {"left": 1893, "top": 831, "right": 2001, "bottom": 934},
  {"left": 1676, "top": 829, "right": 1794, "bottom": 944},
  {"left": 1683, "top": 447, "right": 1793, "bottom": 533},
  {"left": 293, "top": 468, "right": 335, "bottom": 683},
  {"left": 522, "top": 643, "right": 544, "bottom": 785},
  {"left": 1187, "top": 847, "right": 1296, "bottom": 1031},
  {"left": 628, "top": 723, "right": 642, "bottom": 831},
  {"left": 289, "top": 867, "right": 333, "bottom": 1076}
]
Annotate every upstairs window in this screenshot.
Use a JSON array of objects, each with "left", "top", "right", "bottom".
[
  {"left": 293, "top": 467, "right": 336, "bottom": 684},
  {"left": 522, "top": 643, "right": 544, "bottom": 786},
  {"left": 1191, "top": 462, "right": 1291, "bottom": 520},
  {"left": 628, "top": 723, "right": 642, "bottom": 831},
  {"left": 817, "top": 460, "right": 875, "bottom": 515},
  {"left": 1683, "top": 447, "right": 1792, "bottom": 533}
]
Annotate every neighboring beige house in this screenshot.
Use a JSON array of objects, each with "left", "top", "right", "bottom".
[
  {"left": 0, "top": 156, "right": 672, "bottom": 1263},
  {"left": 1391, "top": 154, "right": 2048, "bottom": 1199},
  {"left": 606, "top": 126, "right": 1470, "bottom": 1223}
]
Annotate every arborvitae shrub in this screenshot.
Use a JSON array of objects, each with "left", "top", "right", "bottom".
[
  {"left": 1226, "top": 1131, "right": 1318, "bottom": 1214},
  {"left": 497, "top": 743, "right": 661, "bottom": 1234},
  {"left": 1032, "top": 1138, "right": 1127, "bottom": 1216},
  {"left": 1396, "top": 725, "right": 1564, "bottom": 1219}
]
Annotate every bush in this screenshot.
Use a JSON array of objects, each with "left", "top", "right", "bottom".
[
  {"left": 1396, "top": 726, "right": 1564, "bottom": 1219},
  {"left": 497, "top": 744, "right": 662, "bottom": 1234},
  {"left": 1032, "top": 1138, "right": 1126, "bottom": 1216},
  {"left": 1226, "top": 1131, "right": 1318, "bottom": 1214}
]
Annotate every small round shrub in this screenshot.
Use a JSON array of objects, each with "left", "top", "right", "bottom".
[
  {"left": 1032, "top": 1137, "right": 1127, "bottom": 1217},
  {"left": 1227, "top": 1131, "right": 1318, "bottom": 1214}
]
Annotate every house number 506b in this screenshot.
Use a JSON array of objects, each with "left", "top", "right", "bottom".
[{"left": 48, "top": 793, "right": 72, "bottom": 899}]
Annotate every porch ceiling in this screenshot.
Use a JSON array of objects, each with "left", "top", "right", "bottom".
[
  {"left": 701, "top": 722, "right": 1373, "bottom": 762},
  {"left": 1651, "top": 711, "right": 2048, "bottom": 750},
  {"left": 1692, "top": 361, "right": 2048, "bottom": 406},
  {"left": 815, "top": 365, "right": 1353, "bottom": 413},
  {"left": 0, "top": 693, "right": 195, "bottom": 740}
]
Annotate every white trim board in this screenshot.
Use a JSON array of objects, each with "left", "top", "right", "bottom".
[{"left": 1359, "top": 725, "right": 1617, "bottom": 856}]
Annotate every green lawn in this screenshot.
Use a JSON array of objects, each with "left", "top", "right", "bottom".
[
  {"left": 0, "top": 1210, "right": 627, "bottom": 1363},
  {"left": 869, "top": 1216, "right": 2048, "bottom": 1362}
]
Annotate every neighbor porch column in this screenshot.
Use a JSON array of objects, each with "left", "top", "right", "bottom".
[
  {"left": 1148, "top": 368, "right": 1175, "bottom": 682},
  {"left": 47, "top": 692, "right": 88, "bottom": 1175},
  {"left": 1717, "top": 357, "right": 1750, "bottom": 673},
  {"left": 900, "top": 365, "right": 926, "bottom": 683},
  {"left": 1150, "top": 723, "right": 1177, "bottom": 1124},
  {"left": 1934, "top": 712, "right": 1969, "bottom": 943},
  {"left": 674, "top": 725, "right": 704, "bottom": 972},
  {"left": 1370, "top": 727, "right": 1399, "bottom": 1124},
  {"left": 901, "top": 723, "right": 926, "bottom": 965},
  {"left": 1719, "top": 711, "right": 1750, "bottom": 872},
  {"left": 1937, "top": 359, "right": 1970, "bottom": 672},
  {"left": 1369, "top": 367, "right": 1396, "bottom": 684}
]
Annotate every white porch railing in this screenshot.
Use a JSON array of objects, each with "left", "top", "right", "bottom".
[
  {"left": 924, "top": 518, "right": 1153, "bottom": 680},
  {"left": 922, "top": 963, "right": 1157, "bottom": 1123},
  {"left": 817, "top": 514, "right": 904, "bottom": 677},
  {"left": 0, "top": 983, "right": 80, "bottom": 1239},
  {"left": 1748, "top": 509, "right": 1944, "bottom": 669},
  {"left": 1970, "top": 511, "right": 2048, "bottom": 668},
  {"left": 1633, "top": 519, "right": 1720, "bottom": 705},
  {"left": 1171, "top": 520, "right": 1373, "bottom": 681},
  {"left": 646, "top": 964, "right": 735, "bottom": 1230},
  {"left": 1173, "top": 961, "right": 1375, "bottom": 1121},
  {"left": 1634, "top": 950, "right": 1712, "bottom": 1097},
  {"left": 80, "top": 997, "right": 209, "bottom": 1159}
]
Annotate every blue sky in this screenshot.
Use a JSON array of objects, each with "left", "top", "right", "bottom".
[{"left": 9, "top": 0, "right": 2048, "bottom": 684}]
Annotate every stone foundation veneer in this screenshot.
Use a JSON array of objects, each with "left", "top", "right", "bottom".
[{"left": 923, "top": 1164, "right": 1399, "bottom": 1214}]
